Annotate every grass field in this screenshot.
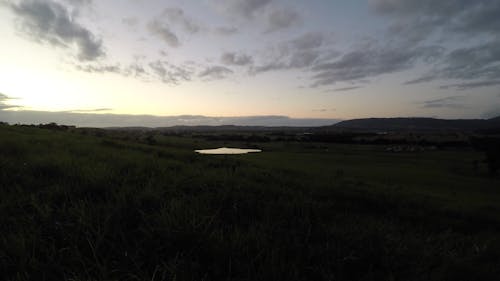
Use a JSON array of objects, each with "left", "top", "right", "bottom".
[{"left": 1, "top": 123, "right": 500, "bottom": 280}]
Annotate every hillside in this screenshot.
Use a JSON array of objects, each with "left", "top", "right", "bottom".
[
  {"left": 1, "top": 123, "right": 500, "bottom": 280},
  {"left": 330, "top": 116, "right": 500, "bottom": 132}
]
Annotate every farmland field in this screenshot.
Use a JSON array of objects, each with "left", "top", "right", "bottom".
[{"left": 1, "top": 123, "right": 499, "bottom": 281}]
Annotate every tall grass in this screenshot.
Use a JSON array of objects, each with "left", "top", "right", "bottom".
[{"left": 1, "top": 124, "right": 499, "bottom": 280}]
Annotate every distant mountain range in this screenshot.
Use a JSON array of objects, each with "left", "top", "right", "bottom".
[
  {"left": 0, "top": 110, "right": 340, "bottom": 127},
  {"left": 327, "top": 116, "right": 500, "bottom": 132},
  {"left": 3, "top": 108, "right": 500, "bottom": 132}
]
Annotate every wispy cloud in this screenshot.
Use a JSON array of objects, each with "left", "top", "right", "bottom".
[
  {"left": 148, "top": 20, "right": 180, "bottom": 48},
  {"left": 371, "top": 0, "right": 500, "bottom": 89},
  {"left": 216, "top": 0, "right": 272, "bottom": 19},
  {"left": 161, "top": 7, "right": 200, "bottom": 34},
  {"left": 0, "top": 93, "right": 21, "bottom": 110},
  {"left": 332, "top": 86, "right": 362, "bottom": 92},
  {"left": 214, "top": 26, "right": 238, "bottom": 36},
  {"left": 371, "top": 0, "right": 500, "bottom": 41},
  {"left": 251, "top": 32, "right": 330, "bottom": 74},
  {"left": 62, "top": 0, "right": 92, "bottom": 7},
  {"left": 311, "top": 43, "right": 442, "bottom": 87},
  {"left": 408, "top": 41, "right": 500, "bottom": 87},
  {"left": 439, "top": 80, "right": 500, "bottom": 91},
  {"left": 221, "top": 52, "right": 253, "bottom": 66},
  {"left": 122, "top": 17, "right": 139, "bottom": 27},
  {"left": 199, "top": 66, "right": 234, "bottom": 80},
  {"left": 265, "top": 6, "right": 300, "bottom": 33},
  {"left": 420, "top": 96, "right": 467, "bottom": 109},
  {"left": 67, "top": 108, "right": 112, "bottom": 113},
  {"left": 148, "top": 60, "right": 194, "bottom": 84}
]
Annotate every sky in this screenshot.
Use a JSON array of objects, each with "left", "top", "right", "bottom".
[{"left": 0, "top": 0, "right": 500, "bottom": 127}]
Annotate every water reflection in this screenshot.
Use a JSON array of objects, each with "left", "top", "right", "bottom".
[{"left": 195, "top": 147, "right": 262, "bottom": 155}]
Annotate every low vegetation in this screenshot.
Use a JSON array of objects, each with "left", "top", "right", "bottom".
[{"left": 1, "top": 123, "right": 499, "bottom": 280}]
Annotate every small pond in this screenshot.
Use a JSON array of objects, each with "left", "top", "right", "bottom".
[{"left": 195, "top": 147, "right": 262, "bottom": 155}]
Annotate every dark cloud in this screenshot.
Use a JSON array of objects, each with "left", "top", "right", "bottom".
[
  {"left": 370, "top": 0, "right": 500, "bottom": 89},
  {"left": 7, "top": 0, "right": 104, "bottom": 61},
  {"left": 371, "top": 0, "right": 500, "bottom": 43},
  {"left": 406, "top": 41, "right": 500, "bottom": 87},
  {"left": 440, "top": 41, "right": 500, "bottom": 80},
  {"left": 148, "top": 20, "right": 180, "bottom": 47},
  {"left": 311, "top": 44, "right": 443, "bottom": 87},
  {"left": 199, "top": 66, "right": 234, "bottom": 80},
  {"left": 265, "top": 7, "right": 300, "bottom": 33},
  {"left": 162, "top": 7, "right": 200, "bottom": 34},
  {"left": 221, "top": 52, "right": 253, "bottom": 66},
  {"left": 421, "top": 96, "right": 466, "bottom": 109}
]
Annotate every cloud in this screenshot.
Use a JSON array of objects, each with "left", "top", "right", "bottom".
[
  {"left": 75, "top": 63, "right": 121, "bottom": 74},
  {"left": 265, "top": 7, "right": 300, "bottom": 32},
  {"left": 68, "top": 108, "right": 112, "bottom": 113},
  {"left": 75, "top": 61, "right": 150, "bottom": 80},
  {"left": 221, "top": 52, "right": 253, "bottom": 66},
  {"left": 62, "top": 0, "right": 92, "bottom": 6},
  {"left": 217, "top": 0, "right": 272, "bottom": 19},
  {"left": 312, "top": 108, "right": 335, "bottom": 112},
  {"left": 199, "top": 66, "right": 234, "bottom": 80},
  {"left": 214, "top": 26, "right": 238, "bottom": 36},
  {"left": 251, "top": 32, "right": 329, "bottom": 74},
  {"left": 212, "top": 0, "right": 299, "bottom": 33},
  {"left": 7, "top": 0, "right": 104, "bottom": 61},
  {"left": 332, "top": 86, "right": 363, "bottom": 92},
  {"left": 148, "top": 20, "right": 180, "bottom": 47},
  {"left": 290, "top": 32, "right": 325, "bottom": 50},
  {"left": 122, "top": 17, "right": 138, "bottom": 27},
  {"left": 421, "top": 96, "right": 466, "bottom": 109},
  {"left": 440, "top": 41, "right": 500, "bottom": 80},
  {"left": 370, "top": 0, "right": 500, "bottom": 89},
  {"left": 311, "top": 44, "right": 443, "bottom": 87},
  {"left": 439, "top": 80, "right": 500, "bottom": 91},
  {"left": 371, "top": 0, "right": 500, "bottom": 45},
  {"left": 162, "top": 7, "right": 200, "bottom": 34},
  {"left": 74, "top": 59, "right": 195, "bottom": 85},
  {"left": 482, "top": 107, "right": 500, "bottom": 119},
  {"left": 0, "top": 93, "right": 21, "bottom": 110},
  {"left": 407, "top": 41, "right": 500, "bottom": 86},
  {"left": 148, "top": 60, "right": 194, "bottom": 84}
]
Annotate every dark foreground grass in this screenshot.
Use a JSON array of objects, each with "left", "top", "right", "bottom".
[{"left": 1, "top": 124, "right": 500, "bottom": 281}]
